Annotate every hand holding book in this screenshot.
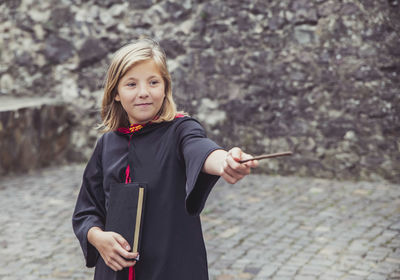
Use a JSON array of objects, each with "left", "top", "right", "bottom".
[{"left": 87, "top": 227, "right": 138, "bottom": 271}]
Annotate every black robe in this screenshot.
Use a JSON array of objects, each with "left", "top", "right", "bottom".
[{"left": 72, "top": 117, "right": 221, "bottom": 280}]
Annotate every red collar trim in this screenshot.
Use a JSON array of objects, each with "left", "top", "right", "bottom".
[{"left": 116, "top": 114, "right": 185, "bottom": 134}]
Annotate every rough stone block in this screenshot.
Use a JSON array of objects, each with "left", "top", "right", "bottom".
[{"left": 0, "top": 97, "right": 73, "bottom": 176}]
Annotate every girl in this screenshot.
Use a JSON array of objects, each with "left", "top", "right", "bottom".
[{"left": 72, "top": 38, "right": 258, "bottom": 280}]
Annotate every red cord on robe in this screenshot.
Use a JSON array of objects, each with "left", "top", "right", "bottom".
[
  {"left": 120, "top": 114, "right": 185, "bottom": 280},
  {"left": 125, "top": 164, "right": 135, "bottom": 280}
]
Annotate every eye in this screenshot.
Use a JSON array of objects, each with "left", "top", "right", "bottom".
[
  {"left": 127, "top": 82, "right": 136, "bottom": 87},
  {"left": 150, "top": 80, "right": 160, "bottom": 86}
]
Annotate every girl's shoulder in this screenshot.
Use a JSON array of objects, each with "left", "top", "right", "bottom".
[
  {"left": 171, "top": 116, "right": 209, "bottom": 138},
  {"left": 172, "top": 115, "right": 202, "bottom": 127}
]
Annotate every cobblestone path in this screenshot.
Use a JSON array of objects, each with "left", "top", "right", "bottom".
[{"left": 0, "top": 164, "right": 399, "bottom": 279}]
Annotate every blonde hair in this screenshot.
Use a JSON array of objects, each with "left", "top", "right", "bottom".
[{"left": 100, "top": 38, "right": 184, "bottom": 131}]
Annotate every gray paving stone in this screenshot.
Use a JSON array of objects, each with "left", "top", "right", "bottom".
[
  {"left": 349, "top": 269, "right": 371, "bottom": 277},
  {"left": 371, "top": 260, "right": 400, "bottom": 274},
  {"left": 365, "top": 247, "right": 391, "bottom": 262},
  {"left": 341, "top": 275, "right": 366, "bottom": 280},
  {"left": 293, "top": 276, "right": 317, "bottom": 280},
  {"left": 367, "top": 273, "right": 386, "bottom": 280},
  {"left": 0, "top": 165, "right": 399, "bottom": 279}
]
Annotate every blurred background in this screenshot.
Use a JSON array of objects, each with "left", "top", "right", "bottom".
[{"left": 0, "top": 0, "right": 399, "bottom": 182}]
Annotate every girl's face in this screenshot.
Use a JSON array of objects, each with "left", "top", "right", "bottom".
[{"left": 116, "top": 59, "right": 165, "bottom": 125}]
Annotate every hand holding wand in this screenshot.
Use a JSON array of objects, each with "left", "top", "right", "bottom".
[{"left": 238, "top": 151, "right": 293, "bottom": 164}]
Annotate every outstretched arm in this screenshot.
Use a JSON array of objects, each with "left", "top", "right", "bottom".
[{"left": 202, "top": 147, "right": 258, "bottom": 184}]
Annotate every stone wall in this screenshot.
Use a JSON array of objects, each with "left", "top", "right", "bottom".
[{"left": 1, "top": 0, "right": 399, "bottom": 182}]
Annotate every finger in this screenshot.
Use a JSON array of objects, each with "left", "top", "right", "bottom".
[
  {"left": 119, "top": 250, "right": 139, "bottom": 261},
  {"left": 226, "top": 155, "right": 250, "bottom": 175},
  {"left": 107, "top": 258, "right": 123, "bottom": 271},
  {"left": 244, "top": 159, "right": 259, "bottom": 168},
  {"left": 241, "top": 153, "right": 259, "bottom": 168},
  {"left": 223, "top": 160, "right": 248, "bottom": 178},
  {"left": 222, "top": 160, "right": 246, "bottom": 183},
  {"left": 121, "top": 259, "right": 137, "bottom": 268},
  {"left": 114, "top": 247, "right": 139, "bottom": 267},
  {"left": 113, "top": 254, "right": 137, "bottom": 268},
  {"left": 113, "top": 233, "right": 130, "bottom": 251},
  {"left": 222, "top": 159, "right": 238, "bottom": 178},
  {"left": 236, "top": 152, "right": 259, "bottom": 169},
  {"left": 226, "top": 152, "right": 243, "bottom": 169},
  {"left": 229, "top": 147, "right": 242, "bottom": 161},
  {"left": 221, "top": 171, "right": 239, "bottom": 184},
  {"left": 112, "top": 261, "right": 123, "bottom": 271},
  {"left": 240, "top": 152, "right": 254, "bottom": 161},
  {"left": 127, "top": 260, "right": 137, "bottom": 267}
]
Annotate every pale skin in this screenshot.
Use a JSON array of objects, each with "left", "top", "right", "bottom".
[{"left": 88, "top": 59, "right": 258, "bottom": 271}]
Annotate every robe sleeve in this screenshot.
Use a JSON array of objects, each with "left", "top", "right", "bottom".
[
  {"left": 177, "top": 118, "right": 222, "bottom": 216},
  {"left": 72, "top": 135, "right": 106, "bottom": 267}
]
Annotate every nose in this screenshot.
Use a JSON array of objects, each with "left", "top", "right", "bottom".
[{"left": 138, "top": 83, "right": 149, "bottom": 98}]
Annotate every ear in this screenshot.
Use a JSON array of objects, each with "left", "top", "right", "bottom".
[{"left": 115, "top": 93, "right": 121, "bottom": 102}]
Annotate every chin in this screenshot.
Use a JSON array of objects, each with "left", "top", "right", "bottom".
[{"left": 135, "top": 116, "right": 154, "bottom": 124}]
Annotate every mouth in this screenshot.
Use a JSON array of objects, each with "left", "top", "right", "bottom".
[{"left": 135, "top": 103, "right": 153, "bottom": 107}]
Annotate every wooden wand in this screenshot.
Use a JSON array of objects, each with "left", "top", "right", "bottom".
[{"left": 239, "top": 151, "right": 293, "bottom": 164}]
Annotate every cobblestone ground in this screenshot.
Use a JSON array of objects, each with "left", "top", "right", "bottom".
[{"left": 0, "top": 164, "right": 399, "bottom": 280}]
